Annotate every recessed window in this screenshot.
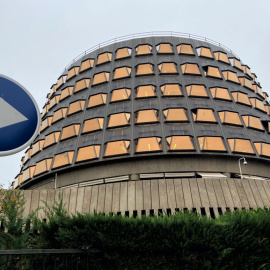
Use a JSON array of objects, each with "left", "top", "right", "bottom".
[
  {"left": 50, "top": 84, "right": 57, "bottom": 96},
  {"left": 43, "top": 132, "right": 61, "bottom": 149},
  {"left": 111, "top": 88, "right": 131, "bottom": 103},
  {"left": 96, "top": 52, "right": 112, "bottom": 65},
  {"left": 56, "top": 75, "right": 67, "bottom": 90},
  {"left": 76, "top": 145, "right": 100, "bottom": 163},
  {"left": 34, "top": 158, "right": 52, "bottom": 176},
  {"left": 156, "top": 43, "right": 173, "bottom": 54},
  {"left": 74, "top": 78, "right": 90, "bottom": 93},
  {"left": 24, "top": 148, "right": 32, "bottom": 163},
  {"left": 108, "top": 113, "right": 131, "bottom": 128},
  {"left": 232, "top": 92, "right": 251, "bottom": 106},
  {"left": 52, "top": 108, "right": 67, "bottom": 123},
  {"left": 136, "top": 63, "right": 155, "bottom": 76},
  {"left": 181, "top": 63, "right": 201, "bottom": 75},
  {"left": 160, "top": 84, "right": 182, "bottom": 96},
  {"left": 177, "top": 44, "right": 194, "bottom": 55},
  {"left": 249, "top": 98, "right": 266, "bottom": 113},
  {"left": 113, "top": 67, "right": 131, "bottom": 80},
  {"left": 40, "top": 116, "right": 52, "bottom": 132},
  {"left": 198, "top": 136, "right": 226, "bottom": 152},
  {"left": 166, "top": 136, "right": 195, "bottom": 151},
  {"left": 253, "top": 84, "right": 264, "bottom": 98},
  {"left": 214, "top": 51, "right": 230, "bottom": 64},
  {"left": 60, "top": 124, "right": 80, "bottom": 141},
  {"left": 135, "top": 110, "right": 159, "bottom": 124},
  {"left": 87, "top": 94, "right": 107, "bottom": 108},
  {"left": 66, "top": 66, "right": 79, "bottom": 81},
  {"left": 222, "top": 71, "right": 240, "bottom": 84},
  {"left": 229, "top": 58, "right": 242, "bottom": 70},
  {"left": 67, "top": 100, "right": 85, "bottom": 116},
  {"left": 158, "top": 63, "right": 178, "bottom": 74},
  {"left": 218, "top": 111, "right": 242, "bottom": 126},
  {"left": 210, "top": 87, "right": 231, "bottom": 101},
  {"left": 31, "top": 140, "right": 44, "bottom": 156},
  {"left": 104, "top": 140, "right": 130, "bottom": 157},
  {"left": 60, "top": 87, "right": 73, "bottom": 101},
  {"left": 186, "top": 84, "right": 208, "bottom": 98},
  {"left": 163, "top": 108, "right": 188, "bottom": 122},
  {"left": 254, "top": 142, "right": 270, "bottom": 158},
  {"left": 263, "top": 92, "right": 269, "bottom": 103},
  {"left": 241, "top": 65, "right": 252, "bottom": 78},
  {"left": 22, "top": 166, "right": 36, "bottom": 182},
  {"left": 41, "top": 104, "right": 49, "bottom": 118},
  {"left": 202, "top": 66, "right": 222, "bottom": 79},
  {"left": 49, "top": 95, "right": 60, "bottom": 110},
  {"left": 115, "top": 47, "right": 132, "bottom": 60},
  {"left": 192, "top": 109, "right": 216, "bottom": 123},
  {"left": 238, "top": 77, "right": 253, "bottom": 91},
  {"left": 242, "top": 115, "right": 264, "bottom": 131},
  {"left": 92, "top": 72, "right": 110, "bottom": 86},
  {"left": 135, "top": 44, "right": 152, "bottom": 56},
  {"left": 228, "top": 138, "right": 254, "bottom": 154},
  {"left": 136, "top": 85, "right": 156, "bottom": 98},
  {"left": 135, "top": 137, "right": 162, "bottom": 153},
  {"left": 196, "top": 47, "right": 213, "bottom": 59},
  {"left": 52, "top": 151, "right": 74, "bottom": 169},
  {"left": 82, "top": 118, "right": 104, "bottom": 134},
  {"left": 265, "top": 105, "right": 270, "bottom": 115},
  {"left": 80, "top": 58, "right": 94, "bottom": 73}
]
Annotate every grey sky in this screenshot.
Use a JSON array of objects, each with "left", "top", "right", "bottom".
[{"left": 1, "top": 0, "right": 270, "bottom": 187}]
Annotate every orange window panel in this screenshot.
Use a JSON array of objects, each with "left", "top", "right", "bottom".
[
  {"left": 177, "top": 44, "right": 194, "bottom": 55},
  {"left": 49, "top": 95, "right": 60, "bottom": 110},
  {"left": 66, "top": 66, "right": 79, "bottom": 81},
  {"left": 181, "top": 63, "right": 201, "bottom": 75},
  {"left": 198, "top": 137, "right": 226, "bottom": 152},
  {"left": 113, "top": 67, "right": 131, "bottom": 80},
  {"left": 136, "top": 85, "right": 156, "bottom": 98},
  {"left": 218, "top": 111, "right": 242, "bottom": 126},
  {"left": 231, "top": 92, "right": 251, "bottom": 106},
  {"left": 52, "top": 151, "right": 74, "bottom": 169},
  {"left": 15, "top": 174, "right": 22, "bottom": 185},
  {"left": 249, "top": 98, "right": 266, "bottom": 113},
  {"left": 158, "top": 63, "right": 178, "bottom": 74},
  {"left": 186, "top": 85, "right": 208, "bottom": 97},
  {"left": 136, "top": 44, "right": 152, "bottom": 55},
  {"left": 24, "top": 148, "right": 32, "bottom": 163},
  {"left": 34, "top": 158, "right": 52, "bottom": 176},
  {"left": 166, "top": 136, "right": 195, "bottom": 151},
  {"left": 136, "top": 110, "right": 159, "bottom": 124},
  {"left": 60, "top": 124, "right": 80, "bottom": 141},
  {"left": 76, "top": 145, "right": 100, "bottom": 163},
  {"left": 52, "top": 108, "right": 67, "bottom": 123},
  {"left": 136, "top": 64, "right": 154, "bottom": 76},
  {"left": 242, "top": 65, "right": 252, "bottom": 78},
  {"left": 41, "top": 104, "right": 49, "bottom": 118},
  {"left": 22, "top": 166, "right": 36, "bottom": 182},
  {"left": 108, "top": 113, "right": 130, "bottom": 128},
  {"left": 67, "top": 100, "right": 85, "bottom": 116},
  {"left": 92, "top": 72, "right": 110, "bottom": 86},
  {"left": 136, "top": 137, "right": 162, "bottom": 153},
  {"left": 156, "top": 43, "right": 173, "bottom": 54},
  {"left": 163, "top": 108, "right": 188, "bottom": 122},
  {"left": 193, "top": 109, "right": 216, "bottom": 123},
  {"left": 196, "top": 47, "right": 213, "bottom": 59},
  {"left": 239, "top": 77, "right": 253, "bottom": 90},
  {"left": 214, "top": 51, "right": 230, "bottom": 64},
  {"left": 82, "top": 118, "right": 104, "bottom": 134},
  {"left": 253, "top": 85, "right": 264, "bottom": 98},
  {"left": 254, "top": 142, "right": 270, "bottom": 158},
  {"left": 210, "top": 87, "right": 231, "bottom": 101},
  {"left": 228, "top": 139, "right": 254, "bottom": 154},
  {"left": 160, "top": 84, "right": 182, "bottom": 96},
  {"left": 111, "top": 88, "right": 131, "bottom": 103},
  {"left": 104, "top": 140, "right": 130, "bottom": 157},
  {"left": 31, "top": 140, "right": 45, "bottom": 156},
  {"left": 222, "top": 71, "right": 240, "bottom": 84},
  {"left": 96, "top": 52, "right": 112, "bottom": 65},
  {"left": 80, "top": 58, "right": 94, "bottom": 72},
  {"left": 56, "top": 75, "right": 67, "bottom": 90},
  {"left": 60, "top": 87, "right": 73, "bottom": 101},
  {"left": 229, "top": 58, "right": 242, "bottom": 70},
  {"left": 43, "top": 132, "right": 60, "bottom": 148},
  {"left": 115, "top": 47, "right": 131, "bottom": 59},
  {"left": 265, "top": 105, "right": 270, "bottom": 115},
  {"left": 74, "top": 78, "right": 90, "bottom": 93},
  {"left": 203, "top": 66, "right": 222, "bottom": 79},
  {"left": 242, "top": 115, "right": 264, "bottom": 131},
  {"left": 40, "top": 117, "right": 52, "bottom": 132},
  {"left": 87, "top": 94, "right": 107, "bottom": 108}
]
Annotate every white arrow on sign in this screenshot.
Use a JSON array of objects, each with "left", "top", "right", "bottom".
[{"left": 0, "top": 97, "right": 28, "bottom": 128}]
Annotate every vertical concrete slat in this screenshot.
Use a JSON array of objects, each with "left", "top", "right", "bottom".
[
  {"left": 159, "top": 179, "right": 168, "bottom": 212},
  {"left": 227, "top": 179, "right": 242, "bottom": 208},
  {"left": 54, "top": 189, "right": 61, "bottom": 205},
  {"left": 76, "top": 187, "right": 85, "bottom": 214},
  {"left": 213, "top": 179, "right": 227, "bottom": 213},
  {"left": 248, "top": 180, "right": 264, "bottom": 208},
  {"left": 69, "top": 188, "right": 78, "bottom": 215},
  {"left": 166, "top": 178, "right": 176, "bottom": 213},
  {"left": 82, "top": 186, "right": 92, "bottom": 213},
  {"left": 241, "top": 180, "right": 258, "bottom": 209},
  {"left": 150, "top": 179, "right": 159, "bottom": 214},
  {"left": 46, "top": 190, "right": 56, "bottom": 213},
  {"left": 234, "top": 179, "right": 250, "bottom": 208},
  {"left": 90, "top": 185, "right": 99, "bottom": 214},
  {"left": 128, "top": 181, "right": 136, "bottom": 214},
  {"left": 62, "top": 188, "right": 71, "bottom": 213},
  {"left": 96, "top": 185, "right": 105, "bottom": 213},
  {"left": 38, "top": 190, "right": 48, "bottom": 219},
  {"left": 255, "top": 180, "right": 270, "bottom": 207},
  {"left": 189, "top": 178, "right": 202, "bottom": 210},
  {"left": 111, "top": 182, "right": 120, "bottom": 214},
  {"left": 174, "top": 178, "right": 185, "bottom": 210},
  {"left": 143, "top": 180, "right": 151, "bottom": 215},
  {"left": 29, "top": 190, "right": 40, "bottom": 214},
  {"left": 119, "top": 182, "right": 128, "bottom": 214},
  {"left": 104, "top": 183, "right": 113, "bottom": 214},
  {"left": 135, "top": 180, "right": 143, "bottom": 216},
  {"left": 204, "top": 179, "right": 219, "bottom": 217},
  {"left": 197, "top": 179, "right": 210, "bottom": 216},
  {"left": 23, "top": 190, "right": 32, "bottom": 219},
  {"left": 220, "top": 179, "right": 235, "bottom": 210},
  {"left": 262, "top": 181, "right": 270, "bottom": 203},
  {"left": 182, "top": 178, "right": 192, "bottom": 210}
]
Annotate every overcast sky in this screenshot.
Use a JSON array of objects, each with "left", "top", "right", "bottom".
[{"left": 0, "top": 0, "right": 270, "bottom": 188}]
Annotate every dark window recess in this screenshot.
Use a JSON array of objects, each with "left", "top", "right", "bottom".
[
  {"left": 192, "top": 208, "right": 197, "bottom": 214},
  {"left": 158, "top": 209, "right": 163, "bottom": 216},
  {"left": 200, "top": 207, "right": 206, "bottom": 216},
  {"left": 109, "top": 212, "right": 113, "bottom": 216},
  {"left": 175, "top": 208, "right": 180, "bottom": 213},
  {"left": 218, "top": 207, "right": 223, "bottom": 215},
  {"left": 262, "top": 121, "right": 270, "bottom": 132},
  {"left": 141, "top": 210, "right": 146, "bottom": 216},
  {"left": 166, "top": 208, "right": 172, "bottom": 215},
  {"left": 183, "top": 208, "right": 188, "bottom": 213},
  {"left": 225, "top": 207, "right": 231, "bottom": 213},
  {"left": 209, "top": 207, "right": 215, "bottom": 219},
  {"left": 150, "top": 209, "right": 154, "bottom": 217},
  {"left": 117, "top": 212, "right": 121, "bottom": 216},
  {"left": 43, "top": 219, "right": 47, "bottom": 223},
  {"left": 125, "top": 211, "right": 129, "bottom": 217},
  {"left": 234, "top": 207, "right": 238, "bottom": 211},
  {"left": 133, "top": 210, "right": 138, "bottom": 218}
]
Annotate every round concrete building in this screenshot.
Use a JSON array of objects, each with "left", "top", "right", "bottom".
[{"left": 14, "top": 32, "right": 270, "bottom": 217}]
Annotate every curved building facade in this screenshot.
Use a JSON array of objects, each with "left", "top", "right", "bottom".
[{"left": 14, "top": 33, "right": 270, "bottom": 217}]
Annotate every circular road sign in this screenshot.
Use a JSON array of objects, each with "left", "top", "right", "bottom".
[{"left": 0, "top": 74, "right": 41, "bottom": 156}]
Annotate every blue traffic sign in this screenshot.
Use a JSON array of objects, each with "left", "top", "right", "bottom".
[{"left": 0, "top": 74, "right": 40, "bottom": 156}]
